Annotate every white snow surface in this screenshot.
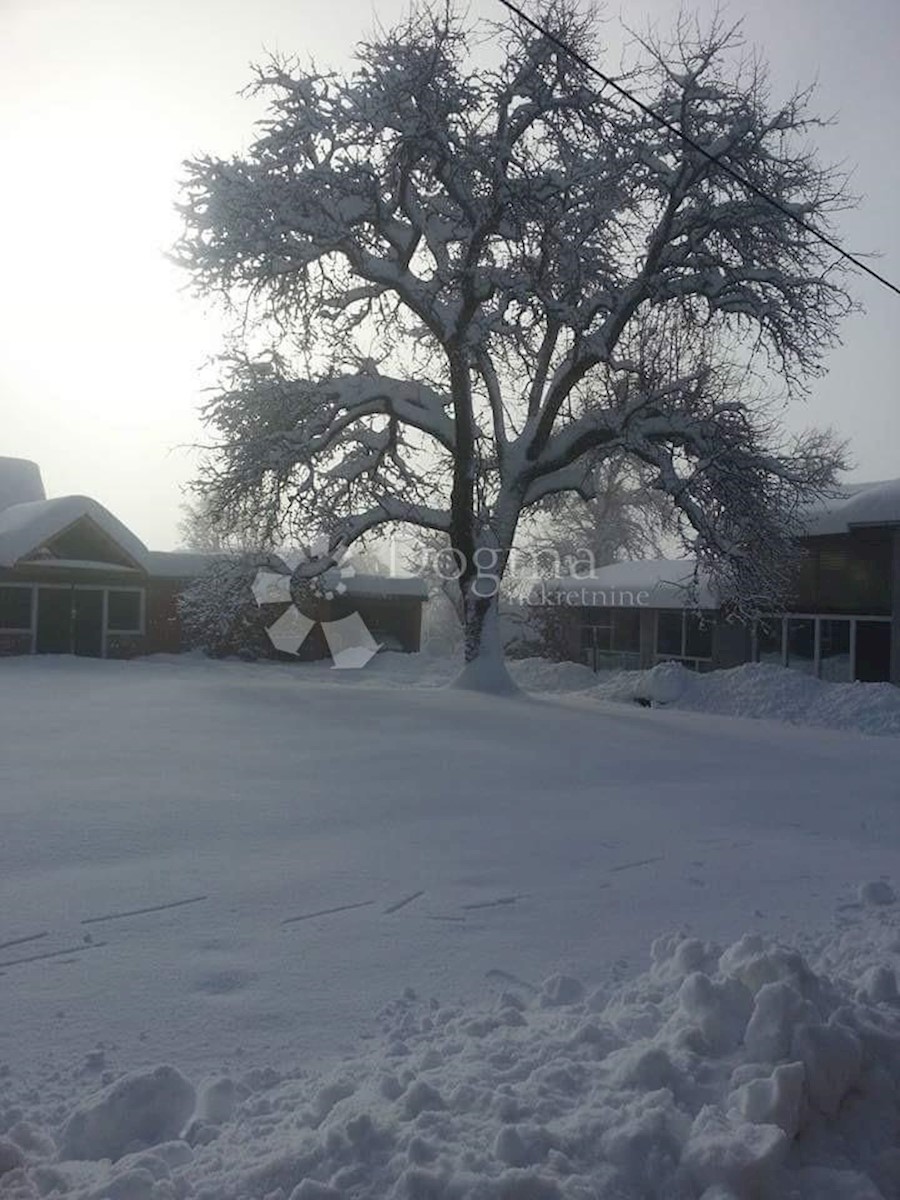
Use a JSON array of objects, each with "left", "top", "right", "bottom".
[{"left": 2, "top": 653, "right": 900, "bottom": 1199}]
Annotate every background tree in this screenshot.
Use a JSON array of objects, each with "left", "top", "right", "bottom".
[{"left": 176, "top": 5, "right": 850, "bottom": 690}]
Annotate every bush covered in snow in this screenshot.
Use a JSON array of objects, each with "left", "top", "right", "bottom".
[{"left": 177, "top": 555, "right": 285, "bottom": 660}]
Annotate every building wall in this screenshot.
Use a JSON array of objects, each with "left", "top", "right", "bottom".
[{"left": 146, "top": 580, "right": 188, "bottom": 654}]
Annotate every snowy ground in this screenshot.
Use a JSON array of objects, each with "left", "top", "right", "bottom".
[{"left": 2, "top": 653, "right": 900, "bottom": 1199}]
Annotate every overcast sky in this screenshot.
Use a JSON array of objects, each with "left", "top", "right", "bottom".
[{"left": 1, "top": 0, "right": 898, "bottom": 549}]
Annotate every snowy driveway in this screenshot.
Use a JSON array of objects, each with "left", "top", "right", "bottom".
[{"left": 2, "top": 655, "right": 900, "bottom": 1087}]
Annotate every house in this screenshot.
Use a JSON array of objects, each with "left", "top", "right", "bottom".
[
  {"left": 0, "top": 458, "right": 427, "bottom": 659},
  {"left": 531, "top": 479, "right": 900, "bottom": 686}
]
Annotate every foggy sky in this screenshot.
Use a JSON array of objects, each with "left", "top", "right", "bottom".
[{"left": 1, "top": 0, "right": 898, "bottom": 549}]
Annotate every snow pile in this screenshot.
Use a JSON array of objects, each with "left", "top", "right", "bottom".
[
  {"left": 507, "top": 658, "right": 599, "bottom": 694},
  {"left": 60, "top": 1066, "right": 195, "bottom": 1161},
  {"left": 7, "top": 915, "right": 900, "bottom": 1199},
  {"left": 592, "top": 661, "right": 900, "bottom": 736}
]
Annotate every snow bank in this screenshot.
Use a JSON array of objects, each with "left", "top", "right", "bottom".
[
  {"left": 60, "top": 1065, "right": 196, "bottom": 1161},
  {"left": 9, "top": 913, "right": 900, "bottom": 1199},
  {"left": 590, "top": 661, "right": 900, "bottom": 737}
]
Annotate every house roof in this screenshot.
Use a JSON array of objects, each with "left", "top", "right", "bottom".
[
  {"left": 0, "top": 457, "right": 45, "bottom": 513},
  {"left": 0, "top": 462, "right": 421, "bottom": 598},
  {"left": 0, "top": 496, "right": 150, "bottom": 570},
  {"left": 801, "top": 478, "right": 900, "bottom": 536},
  {"left": 534, "top": 557, "right": 717, "bottom": 610},
  {"left": 337, "top": 572, "right": 429, "bottom": 601},
  {"left": 144, "top": 550, "right": 220, "bottom": 579}
]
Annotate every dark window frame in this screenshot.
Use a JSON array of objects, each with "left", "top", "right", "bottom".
[{"left": 0, "top": 584, "right": 34, "bottom": 632}]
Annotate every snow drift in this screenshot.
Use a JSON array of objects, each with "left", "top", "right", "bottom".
[{"left": 5, "top": 915, "right": 900, "bottom": 1199}]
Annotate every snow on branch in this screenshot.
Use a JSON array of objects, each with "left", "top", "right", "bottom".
[{"left": 177, "top": 3, "right": 856, "bottom": 658}]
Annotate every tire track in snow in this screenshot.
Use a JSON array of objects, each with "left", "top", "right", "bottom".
[
  {"left": 0, "top": 931, "right": 48, "bottom": 952},
  {"left": 609, "top": 856, "right": 663, "bottom": 873},
  {"left": 461, "top": 894, "right": 525, "bottom": 911},
  {"left": 384, "top": 890, "right": 425, "bottom": 914},
  {"left": 0, "top": 941, "right": 108, "bottom": 970},
  {"left": 81, "top": 895, "right": 208, "bottom": 925},
  {"left": 282, "top": 900, "right": 375, "bottom": 925}
]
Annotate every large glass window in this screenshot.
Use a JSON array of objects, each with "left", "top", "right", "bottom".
[
  {"left": 656, "top": 611, "right": 714, "bottom": 664},
  {"left": 786, "top": 618, "right": 816, "bottom": 675},
  {"left": 612, "top": 608, "right": 640, "bottom": 653},
  {"left": 106, "top": 590, "right": 142, "bottom": 633},
  {"left": 684, "top": 613, "right": 713, "bottom": 660},
  {"left": 755, "top": 618, "right": 783, "bottom": 666},
  {"left": 656, "top": 611, "right": 683, "bottom": 657},
  {"left": 819, "top": 619, "right": 851, "bottom": 683},
  {"left": 0, "top": 585, "right": 32, "bottom": 630}
]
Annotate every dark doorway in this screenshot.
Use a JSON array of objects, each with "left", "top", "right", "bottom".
[
  {"left": 36, "top": 588, "right": 73, "bottom": 654},
  {"left": 35, "top": 588, "right": 104, "bottom": 656},
  {"left": 855, "top": 621, "right": 891, "bottom": 682},
  {"left": 73, "top": 590, "right": 103, "bottom": 656}
]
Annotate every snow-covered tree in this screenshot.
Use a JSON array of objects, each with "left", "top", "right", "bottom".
[
  {"left": 175, "top": 6, "right": 851, "bottom": 689},
  {"left": 525, "top": 454, "right": 675, "bottom": 571}
]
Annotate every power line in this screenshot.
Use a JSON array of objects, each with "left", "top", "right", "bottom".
[{"left": 496, "top": 0, "right": 900, "bottom": 300}]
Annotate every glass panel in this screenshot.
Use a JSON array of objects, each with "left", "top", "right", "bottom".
[
  {"left": 819, "top": 619, "right": 851, "bottom": 682},
  {"left": 855, "top": 621, "right": 892, "bottom": 683},
  {"left": 107, "top": 590, "right": 141, "bottom": 632},
  {"left": 612, "top": 608, "right": 640, "bottom": 653},
  {"left": 0, "top": 586, "right": 32, "bottom": 630},
  {"left": 684, "top": 613, "right": 713, "bottom": 660},
  {"left": 786, "top": 618, "right": 816, "bottom": 674},
  {"left": 756, "top": 618, "right": 783, "bottom": 666},
  {"left": 656, "top": 611, "right": 683, "bottom": 656}
]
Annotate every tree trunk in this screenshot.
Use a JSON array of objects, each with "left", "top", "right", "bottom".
[{"left": 452, "top": 586, "right": 518, "bottom": 694}]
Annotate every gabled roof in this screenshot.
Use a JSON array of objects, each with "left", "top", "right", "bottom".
[{"left": 0, "top": 496, "right": 150, "bottom": 570}]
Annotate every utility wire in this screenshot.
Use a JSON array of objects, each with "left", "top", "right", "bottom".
[{"left": 496, "top": 0, "right": 900, "bottom": 300}]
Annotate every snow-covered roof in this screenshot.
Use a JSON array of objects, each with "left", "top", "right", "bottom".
[
  {"left": 0, "top": 496, "right": 149, "bottom": 570},
  {"left": 533, "top": 557, "right": 718, "bottom": 610},
  {"left": 19, "top": 558, "right": 141, "bottom": 573},
  {"left": 144, "top": 550, "right": 221, "bottom": 579},
  {"left": 340, "top": 572, "right": 429, "bottom": 601},
  {"left": 0, "top": 457, "right": 45, "bottom": 513},
  {"left": 802, "top": 478, "right": 900, "bottom": 537}
]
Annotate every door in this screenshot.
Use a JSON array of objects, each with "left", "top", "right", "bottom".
[
  {"left": 72, "top": 589, "right": 103, "bottom": 656},
  {"left": 36, "top": 588, "right": 73, "bottom": 654},
  {"left": 35, "top": 588, "right": 104, "bottom": 656}
]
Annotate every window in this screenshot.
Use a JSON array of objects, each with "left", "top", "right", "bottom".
[
  {"left": 756, "top": 613, "right": 890, "bottom": 683},
  {"left": 684, "top": 613, "right": 713, "bottom": 660},
  {"left": 656, "top": 611, "right": 683, "bottom": 657},
  {"left": 819, "top": 619, "right": 851, "bottom": 683},
  {"left": 655, "top": 611, "right": 714, "bottom": 666},
  {"left": 0, "top": 585, "right": 32, "bottom": 630},
  {"left": 580, "top": 613, "right": 612, "bottom": 654},
  {"left": 106, "top": 590, "right": 142, "bottom": 633},
  {"left": 755, "top": 618, "right": 783, "bottom": 666},
  {"left": 786, "top": 618, "right": 816, "bottom": 675},
  {"left": 612, "top": 608, "right": 640, "bottom": 653}
]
